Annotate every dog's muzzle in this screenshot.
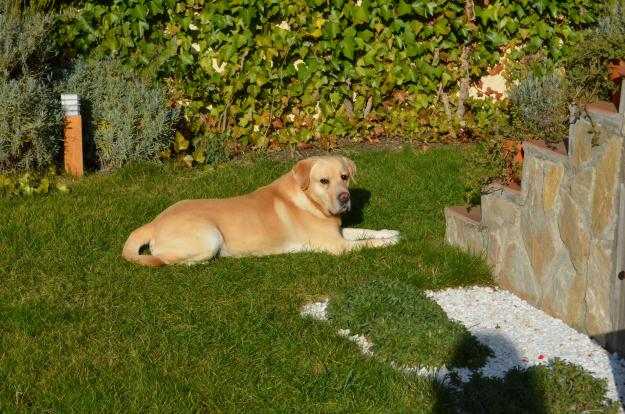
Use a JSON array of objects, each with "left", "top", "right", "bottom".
[{"left": 338, "top": 191, "right": 351, "bottom": 212}]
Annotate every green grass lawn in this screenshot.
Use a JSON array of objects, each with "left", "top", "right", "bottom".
[{"left": 0, "top": 146, "right": 617, "bottom": 412}]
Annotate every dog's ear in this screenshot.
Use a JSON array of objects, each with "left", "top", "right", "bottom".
[
  {"left": 292, "top": 158, "right": 315, "bottom": 190},
  {"left": 341, "top": 156, "right": 357, "bottom": 184}
]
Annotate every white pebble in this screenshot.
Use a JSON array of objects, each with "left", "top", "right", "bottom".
[
  {"left": 300, "top": 299, "right": 329, "bottom": 321},
  {"left": 300, "top": 287, "right": 625, "bottom": 408},
  {"left": 426, "top": 286, "right": 625, "bottom": 407}
]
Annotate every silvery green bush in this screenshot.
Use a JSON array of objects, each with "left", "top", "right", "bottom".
[
  {"left": 0, "top": 0, "right": 62, "bottom": 174},
  {"left": 508, "top": 73, "right": 569, "bottom": 143},
  {"left": 0, "top": 76, "right": 62, "bottom": 173},
  {"left": 0, "top": 0, "right": 55, "bottom": 83},
  {"left": 60, "top": 58, "right": 179, "bottom": 170}
]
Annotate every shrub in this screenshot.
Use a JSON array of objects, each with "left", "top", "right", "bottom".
[
  {"left": 462, "top": 72, "right": 568, "bottom": 206},
  {"left": 0, "top": 0, "right": 63, "bottom": 174},
  {"left": 59, "top": 58, "right": 179, "bottom": 170},
  {"left": 508, "top": 73, "right": 569, "bottom": 143},
  {"left": 566, "top": 0, "right": 625, "bottom": 104},
  {"left": 0, "top": 0, "right": 56, "bottom": 82},
  {"left": 463, "top": 139, "right": 522, "bottom": 206},
  {"left": 0, "top": 76, "right": 63, "bottom": 173},
  {"left": 56, "top": 0, "right": 606, "bottom": 152}
]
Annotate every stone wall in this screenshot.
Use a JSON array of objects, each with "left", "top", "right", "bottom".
[{"left": 445, "top": 109, "right": 625, "bottom": 348}]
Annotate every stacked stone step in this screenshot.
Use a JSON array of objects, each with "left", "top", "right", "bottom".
[
  {"left": 444, "top": 205, "right": 484, "bottom": 255},
  {"left": 444, "top": 141, "right": 567, "bottom": 275},
  {"left": 444, "top": 105, "right": 625, "bottom": 346}
]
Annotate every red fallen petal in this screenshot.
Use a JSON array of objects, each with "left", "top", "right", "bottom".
[
  {"left": 538, "top": 354, "right": 545, "bottom": 360},
  {"left": 609, "top": 60, "right": 625, "bottom": 82}
]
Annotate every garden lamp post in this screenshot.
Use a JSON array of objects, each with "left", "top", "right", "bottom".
[{"left": 61, "top": 93, "right": 83, "bottom": 177}]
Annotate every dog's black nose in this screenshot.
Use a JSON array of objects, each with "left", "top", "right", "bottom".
[{"left": 338, "top": 192, "right": 350, "bottom": 204}]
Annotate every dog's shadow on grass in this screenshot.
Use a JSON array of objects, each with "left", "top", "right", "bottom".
[{"left": 342, "top": 188, "right": 371, "bottom": 227}]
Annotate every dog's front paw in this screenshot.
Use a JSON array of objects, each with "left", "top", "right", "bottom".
[
  {"left": 376, "top": 229, "right": 400, "bottom": 239},
  {"left": 380, "top": 235, "right": 400, "bottom": 246}
]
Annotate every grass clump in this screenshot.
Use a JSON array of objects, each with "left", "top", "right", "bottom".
[
  {"left": 453, "top": 359, "right": 620, "bottom": 413},
  {"left": 327, "top": 278, "right": 491, "bottom": 369}
]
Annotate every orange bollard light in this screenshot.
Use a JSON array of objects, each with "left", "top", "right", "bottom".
[{"left": 61, "top": 94, "right": 83, "bottom": 177}]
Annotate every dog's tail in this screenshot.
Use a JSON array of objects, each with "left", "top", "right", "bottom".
[{"left": 122, "top": 223, "right": 165, "bottom": 267}]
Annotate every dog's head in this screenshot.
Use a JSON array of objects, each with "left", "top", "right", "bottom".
[{"left": 292, "top": 156, "right": 356, "bottom": 216}]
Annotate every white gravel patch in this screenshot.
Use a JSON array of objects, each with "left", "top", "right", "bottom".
[
  {"left": 389, "top": 361, "right": 454, "bottom": 383},
  {"left": 426, "top": 286, "right": 625, "bottom": 406},
  {"left": 300, "top": 287, "right": 625, "bottom": 407},
  {"left": 337, "top": 329, "right": 374, "bottom": 356},
  {"left": 300, "top": 298, "right": 329, "bottom": 321}
]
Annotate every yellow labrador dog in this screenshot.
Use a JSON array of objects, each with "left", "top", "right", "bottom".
[{"left": 123, "top": 156, "right": 400, "bottom": 266}]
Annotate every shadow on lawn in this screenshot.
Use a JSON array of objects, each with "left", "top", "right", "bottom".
[
  {"left": 77, "top": 98, "right": 99, "bottom": 172},
  {"left": 599, "top": 329, "right": 625, "bottom": 408},
  {"left": 341, "top": 188, "right": 371, "bottom": 227},
  {"left": 433, "top": 333, "right": 549, "bottom": 414}
]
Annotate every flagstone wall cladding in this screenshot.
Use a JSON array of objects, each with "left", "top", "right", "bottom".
[
  {"left": 444, "top": 111, "right": 625, "bottom": 340},
  {"left": 444, "top": 210, "right": 486, "bottom": 256}
]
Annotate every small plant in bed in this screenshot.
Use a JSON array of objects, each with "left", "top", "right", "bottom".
[
  {"left": 508, "top": 72, "right": 569, "bottom": 144},
  {"left": 463, "top": 69, "right": 569, "bottom": 206}
]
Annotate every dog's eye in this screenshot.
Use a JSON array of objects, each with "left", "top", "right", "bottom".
[
  {"left": 341, "top": 174, "right": 349, "bottom": 181},
  {"left": 320, "top": 178, "right": 330, "bottom": 185}
]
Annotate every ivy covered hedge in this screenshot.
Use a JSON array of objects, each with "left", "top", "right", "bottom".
[{"left": 59, "top": 0, "right": 605, "bottom": 160}]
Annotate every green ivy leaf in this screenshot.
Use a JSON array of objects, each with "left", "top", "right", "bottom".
[
  {"left": 130, "top": 4, "right": 148, "bottom": 21},
  {"left": 536, "top": 20, "right": 553, "bottom": 39},
  {"left": 547, "top": 2, "right": 559, "bottom": 19},
  {"left": 406, "top": 44, "right": 424, "bottom": 57},
  {"left": 525, "top": 35, "right": 543, "bottom": 53},
  {"left": 533, "top": 0, "right": 548, "bottom": 15},
  {"left": 342, "top": 36, "right": 356, "bottom": 60},
  {"left": 174, "top": 131, "right": 189, "bottom": 152},
  {"left": 323, "top": 21, "right": 340, "bottom": 39},
  {"left": 193, "top": 149, "right": 206, "bottom": 164},
  {"left": 434, "top": 18, "right": 450, "bottom": 36},
  {"left": 239, "top": 7, "right": 256, "bottom": 28},
  {"left": 484, "top": 31, "right": 507, "bottom": 48},
  {"left": 479, "top": 5, "right": 495, "bottom": 25},
  {"left": 358, "top": 29, "right": 374, "bottom": 42},
  {"left": 410, "top": 20, "right": 424, "bottom": 35},
  {"left": 351, "top": 6, "right": 370, "bottom": 24},
  {"left": 505, "top": 18, "right": 519, "bottom": 34},
  {"left": 180, "top": 51, "right": 194, "bottom": 65},
  {"left": 425, "top": 1, "right": 437, "bottom": 17},
  {"left": 397, "top": 1, "right": 412, "bottom": 16},
  {"left": 149, "top": 0, "right": 163, "bottom": 15}
]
